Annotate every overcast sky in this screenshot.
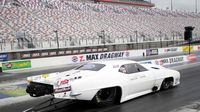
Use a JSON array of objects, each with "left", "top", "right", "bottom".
[{"left": 149, "top": 0, "right": 199, "bottom": 12}]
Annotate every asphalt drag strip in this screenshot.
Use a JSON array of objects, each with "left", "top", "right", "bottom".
[{"left": 0, "top": 62, "right": 200, "bottom": 112}]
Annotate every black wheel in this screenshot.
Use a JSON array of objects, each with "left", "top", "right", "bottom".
[
  {"left": 161, "top": 79, "right": 173, "bottom": 90},
  {"left": 93, "top": 88, "right": 117, "bottom": 106}
]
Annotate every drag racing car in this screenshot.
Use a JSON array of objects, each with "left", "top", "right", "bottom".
[{"left": 26, "top": 60, "right": 180, "bottom": 106}]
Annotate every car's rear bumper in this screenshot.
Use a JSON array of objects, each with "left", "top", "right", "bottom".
[{"left": 26, "top": 82, "right": 54, "bottom": 97}]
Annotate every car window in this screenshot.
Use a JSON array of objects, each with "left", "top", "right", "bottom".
[
  {"left": 126, "top": 64, "right": 139, "bottom": 74},
  {"left": 136, "top": 63, "right": 148, "bottom": 72},
  {"left": 119, "top": 65, "right": 127, "bottom": 74},
  {"left": 119, "top": 64, "right": 138, "bottom": 74},
  {"left": 119, "top": 63, "right": 148, "bottom": 74},
  {"left": 75, "top": 63, "right": 105, "bottom": 71}
]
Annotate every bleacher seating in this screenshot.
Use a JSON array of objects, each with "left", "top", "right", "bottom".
[{"left": 0, "top": 0, "right": 200, "bottom": 51}]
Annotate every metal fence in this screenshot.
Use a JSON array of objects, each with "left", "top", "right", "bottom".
[{"left": 1, "top": 32, "right": 193, "bottom": 52}]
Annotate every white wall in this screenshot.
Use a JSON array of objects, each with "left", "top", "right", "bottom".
[{"left": 1, "top": 45, "right": 200, "bottom": 71}]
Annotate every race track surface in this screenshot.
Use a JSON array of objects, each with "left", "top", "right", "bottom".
[{"left": 0, "top": 63, "right": 200, "bottom": 112}]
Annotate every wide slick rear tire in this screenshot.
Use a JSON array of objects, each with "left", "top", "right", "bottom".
[{"left": 92, "top": 87, "right": 117, "bottom": 106}]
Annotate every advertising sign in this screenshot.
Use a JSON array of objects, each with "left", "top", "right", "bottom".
[
  {"left": 71, "top": 51, "right": 130, "bottom": 63},
  {"left": 182, "top": 46, "right": 194, "bottom": 52},
  {"left": 58, "top": 51, "right": 65, "bottom": 55},
  {"left": 21, "top": 53, "right": 31, "bottom": 59},
  {"left": 86, "top": 49, "right": 92, "bottom": 52},
  {"left": 41, "top": 52, "right": 49, "bottom": 56},
  {"left": 154, "top": 56, "right": 185, "bottom": 66},
  {"left": 79, "top": 49, "right": 85, "bottom": 53},
  {"left": 187, "top": 54, "right": 197, "bottom": 62},
  {"left": 198, "top": 46, "right": 200, "bottom": 51},
  {"left": 92, "top": 49, "right": 97, "bottom": 52},
  {"left": 49, "top": 51, "right": 57, "bottom": 56},
  {"left": 0, "top": 53, "right": 8, "bottom": 61},
  {"left": 164, "top": 48, "right": 178, "bottom": 53},
  {"left": 31, "top": 53, "right": 40, "bottom": 57},
  {"left": 2, "top": 60, "right": 32, "bottom": 71},
  {"left": 146, "top": 49, "right": 158, "bottom": 56},
  {"left": 66, "top": 50, "right": 72, "bottom": 54},
  {"left": 98, "top": 48, "right": 103, "bottom": 52},
  {"left": 72, "top": 50, "right": 79, "bottom": 54}
]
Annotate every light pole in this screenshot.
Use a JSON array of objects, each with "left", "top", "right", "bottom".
[
  {"left": 171, "top": 0, "right": 173, "bottom": 11},
  {"left": 172, "top": 31, "right": 175, "bottom": 46},
  {"left": 102, "top": 30, "right": 105, "bottom": 46},
  {"left": 54, "top": 30, "right": 59, "bottom": 49},
  {"left": 142, "top": 35, "right": 144, "bottom": 49},
  {"left": 99, "top": 30, "right": 106, "bottom": 46},
  {"left": 195, "top": 0, "right": 198, "bottom": 13},
  {"left": 135, "top": 31, "right": 138, "bottom": 49},
  {"left": 159, "top": 31, "right": 163, "bottom": 48}
]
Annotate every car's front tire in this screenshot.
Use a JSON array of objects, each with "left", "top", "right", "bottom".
[{"left": 92, "top": 87, "right": 117, "bottom": 106}]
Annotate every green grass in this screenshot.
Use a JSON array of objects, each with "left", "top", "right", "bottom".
[{"left": 0, "top": 87, "right": 27, "bottom": 97}]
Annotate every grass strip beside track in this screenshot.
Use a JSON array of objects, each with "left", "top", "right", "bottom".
[{"left": 0, "top": 86, "right": 27, "bottom": 97}]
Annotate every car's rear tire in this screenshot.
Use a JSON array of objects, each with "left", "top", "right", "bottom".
[
  {"left": 93, "top": 87, "right": 117, "bottom": 106},
  {"left": 161, "top": 78, "right": 174, "bottom": 90}
]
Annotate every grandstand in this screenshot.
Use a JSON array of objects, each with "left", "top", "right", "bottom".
[
  {"left": 92, "top": 0, "right": 154, "bottom": 7},
  {"left": 0, "top": 0, "right": 200, "bottom": 60}
]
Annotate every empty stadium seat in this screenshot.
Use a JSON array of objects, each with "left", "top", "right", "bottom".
[{"left": 0, "top": 0, "right": 199, "bottom": 51}]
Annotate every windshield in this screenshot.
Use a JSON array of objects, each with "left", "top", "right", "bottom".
[{"left": 75, "top": 63, "right": 105, "bottom": 71}]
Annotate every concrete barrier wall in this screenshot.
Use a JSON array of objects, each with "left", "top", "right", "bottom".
[{"left": 1, "top": 45, "right": 200, "bottom": 72}]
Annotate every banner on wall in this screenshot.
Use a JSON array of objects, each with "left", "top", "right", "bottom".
[
  {"left": 182, "top": 46, "right": 194, "bottom": 52},
  {"left": 164, "top": 48, "right": 178, "bottom": 53},
  {"left": 146, "top": 49, "right": 158, "bottom": 56},
  {"left": 154, "top": 56, "right": 185, "bottom": 66},
  {"left": 187, "top": 54, "right": 197, "bottom": 62},
  {"left": 71, "top": 51, "right": 130, "bottom": 63},
  {"left": 21, "top": 53, "right": 31, "bottom": 58},
  {"left": 198, "top": 46, "right": 200, "bottom": 51},
  {"left": 2, "top": 60, "right": 32, "bottom": 71},
  {"left": 0, "top": 53, "right": 8, "bottom": 61},
  {"left": 140, "top": 55, "right": 187, "bottom": 66}
]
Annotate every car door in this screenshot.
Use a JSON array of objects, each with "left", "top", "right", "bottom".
[
  {"left": 120, "top": 63, "right": 155, "bottom": 95},
  {"left": 133, "top": 63, "right": 156, "bottom": 92}
]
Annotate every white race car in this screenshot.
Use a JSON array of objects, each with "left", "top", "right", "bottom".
[{"left": 26, "top": 60, "right": 180, "bottom": 106}]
